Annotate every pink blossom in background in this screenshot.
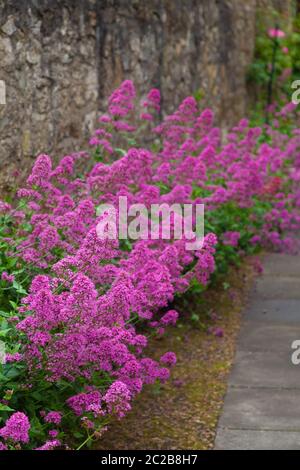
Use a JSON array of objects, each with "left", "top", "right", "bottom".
[
  {"left": 44, "top": 412, "right": 62, "bottom": 425},
  {"left": 1, "top": 271, "right": 15, "bottom": 283},
  {"left": 208, "top": 327, "right": 224, "bottom": 338},
  {"left": 268, "top": 28, "right": 285, "bottom": 39},
  {"left": 5, "top": 352, "right": 23, "bottom": 363},
  {"left": 160, "top": 352, "right": 177, "bottom": 366},
  {"left": 222, "top": 231, "right": 241, "bottom": 247},
  {"left": 35, "top": 439, "right": 61, "bottom": 450}
]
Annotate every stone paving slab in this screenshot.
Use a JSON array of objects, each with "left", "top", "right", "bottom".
[
  {"left": 237, "top": 323, "right": 300, "bottom": 352},
  {"left": 254, "top": 277, "right": 300, "bottom": 300},
  {"left": 218, "top": 387, "right": 300, "bottom": 431},
  {"left": 263, "top": 254, "right": 300, "bottom": 278},
  {"left": 215, "top": 429, "right": 300, "bottom": 450},
  {"left": 245, "top": 299, "right": 300, "bottom": 324},
  {"left": 228, "top": 350, "right": 300, "bottom": 388}
]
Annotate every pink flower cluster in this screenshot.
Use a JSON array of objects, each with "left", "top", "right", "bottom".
[
  {"left": 0, "top": 412, "right": 30, "bottom": 444},
  {"left": 268, "top": 28, "right": 285, "bottom": 39},
  {"left": 1, "top": 80, "right": 300, "bottom": 449}
]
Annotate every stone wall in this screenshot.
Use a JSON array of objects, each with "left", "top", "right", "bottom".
[{"left": 0, "top": 0, "right": 290, "bottom": 190}]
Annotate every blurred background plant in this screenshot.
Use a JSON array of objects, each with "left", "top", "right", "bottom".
[{"left": 248, "top": 2, "right": 300, "bottom": 123}]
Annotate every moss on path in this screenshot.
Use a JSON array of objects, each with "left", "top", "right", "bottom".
[{"left": 96, "top": 260, "right": 257, "bottom": 450}]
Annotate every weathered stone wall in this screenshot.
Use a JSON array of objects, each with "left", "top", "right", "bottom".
[{"left": 0, "top": 0, "right": 290, "bottom": 189}]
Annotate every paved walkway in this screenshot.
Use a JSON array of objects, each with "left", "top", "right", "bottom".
[{"left": 215, "top": 253, "right": 300, "bottom": 450}]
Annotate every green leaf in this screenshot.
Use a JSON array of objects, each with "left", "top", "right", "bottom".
[
  {"left": 0, "top": 311, "right": 10, "bottom": 318},
  {"left": 0, "top": 404, "right": 14, "bottom": 412},
  {"left": 115, "top": 148, "right": 127, "bottom": 156},
  {"left": 191, "top": 313, "right": 200, "bottom": 322},
  {"left": 12, "top": 281, "right": 27, "bottom": 295},
  {"left": 4, "top": 367, "right": 21, "bottom": 380},
  {"left": 0, "top": 328, "right": 11, "bottom": 337}
]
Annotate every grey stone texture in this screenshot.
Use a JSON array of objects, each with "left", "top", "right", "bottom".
[
  {"left": 215, "top": 253, "right": 300, "bottom": 450},
  {"left": 0, "top": 0, "right": 291, "bottom": 191},
  {"left": 215, "top": 429, "right": 300, "bottom": 450}
]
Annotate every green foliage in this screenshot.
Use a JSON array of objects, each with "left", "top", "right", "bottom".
[{"left": 248, "top": 10, "right": 300, "bottom": 113}]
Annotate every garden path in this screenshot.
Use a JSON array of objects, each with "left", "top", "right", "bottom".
[{"left": 215, "top": 253, "right": 300, "bottom": 450}]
